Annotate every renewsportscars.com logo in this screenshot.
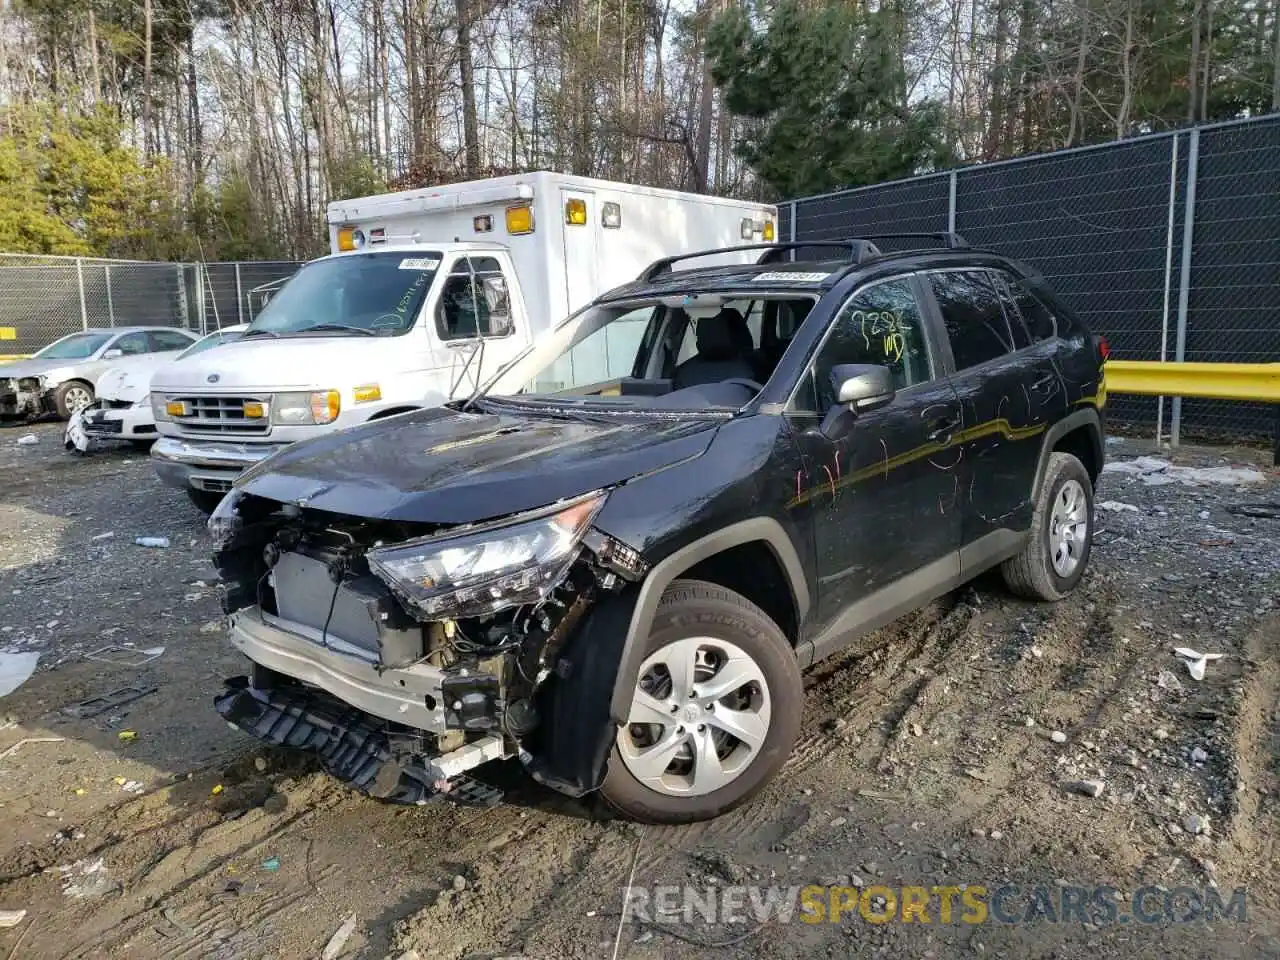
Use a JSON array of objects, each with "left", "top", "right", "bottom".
[{"left": 622, "top": 883, "right": 1249, "bottom": 927}]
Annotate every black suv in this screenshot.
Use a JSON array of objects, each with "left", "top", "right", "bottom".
[{"left": 210, "top": 236, "right": 1106, "bottom": 824}]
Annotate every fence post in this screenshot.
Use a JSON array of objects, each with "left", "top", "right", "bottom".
[
  {"left": 175, "top": 264, "right": 190, "bottom": 330},
  {"left": 235, "top": 263, "right": 244, "bottom": 325},
  {"left": 947, "top": 171, "right": 958, "bottom": 235},
  {"left": 1170, "top": 126, "right": 1200, "bottom": 448},
  {"left": 104, "top": 264, "right": 116, "bottom": 327},
  {"left": 75, "top": 258, "right": 88, "bottom": 330},
  {"left": 1155, "top": 133, "right": 1179, "bottom": 446},
  {"left": 194, "top": 263, "right": 206, "bottom": 334}
]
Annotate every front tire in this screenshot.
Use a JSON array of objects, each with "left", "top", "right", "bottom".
[
  {"left": 54, "top": 381, "right": 94, "bottom": 419},
  {"left": 1001, "top": 452, "right": 1094, "bottom": 601},
  {"left": 186, "top": 488, "right": 224, "bottom": 514},
  {"left": 600, "top": 579, "right": 802, "bottom": 824}
]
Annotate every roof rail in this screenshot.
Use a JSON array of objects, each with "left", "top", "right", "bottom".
[
  {"left": 638, "top": 241, "right": 877, "bottom": 282},
  {"left": 635, "top": 233, "right": 971, "bottom": 283},
  {"left": 853, "top": 231, "right": 970, "bottom": 249}
]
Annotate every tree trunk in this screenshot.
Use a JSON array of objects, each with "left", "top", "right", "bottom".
[
  {"left": 1272, "top": 0, "right": 1280, "bottom": 110},
  {"left": 1187, "top": 0, "right": 1202, "bottom": 122},
  {"left": 381, "top": 6, "right": 393, "bottom": 176},
  {"left": 187, "top": 31, "right": 203, "bottom": 188},
  {"left": 143, "top": 0, "right": 153, "bottom": 156},
  {"left": 87, "top": 9, "right": 101, "bottom": 101},
  {"left": 1117, "top": 0, "right": 1134, "bottom": 138},
  {"left": 456, "top": 0, "right": 481, "bottom": 176},
  {"left": 1200, "top": 0, "right": 1213, "bottom": 121},
  {"left": 1067, "top": 0, "right": 1089, "bottom": 145},
  {"left": 1012, "top": 0, "right": 1036, "bottom": 151},
  {"left": 985, "top": 0, "right": 1011, "bottom": 159},
  {"left": 692, "top": 7, "right": 715, "bottom": 193}
]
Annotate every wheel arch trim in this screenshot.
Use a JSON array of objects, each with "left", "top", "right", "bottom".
[
  {"left": 1032, "top": 408, "right": 1102, "bottom": 500},
  {"left": 607, "top": 517, "right": 810, "bottom": 723}
]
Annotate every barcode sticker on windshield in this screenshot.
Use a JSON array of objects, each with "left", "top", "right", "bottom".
[
  {"left": 399, "top": 257, "right": 441, "bottom": 270},
  {"left": 752, "top": 271, "right": 831, "bottom": 283}
]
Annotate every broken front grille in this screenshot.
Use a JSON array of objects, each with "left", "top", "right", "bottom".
[{"left": 173, "top": 395, "right": 270, "bottom": 435}]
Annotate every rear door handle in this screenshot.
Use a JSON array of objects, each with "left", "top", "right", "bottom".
[{"left": 927, "top": 417, "right": 959, "bottom": 443}]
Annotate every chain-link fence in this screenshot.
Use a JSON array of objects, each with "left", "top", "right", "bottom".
[
  {"left": 783, "top": 113, "right": 1280, "bottom": 443},
  {"left": 0, "top": 254, "right": 301, "bottom": 356}
]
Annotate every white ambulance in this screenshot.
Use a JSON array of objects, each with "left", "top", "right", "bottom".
[{"left": 149, "top": 172, "right": 776, "bottom": 510}]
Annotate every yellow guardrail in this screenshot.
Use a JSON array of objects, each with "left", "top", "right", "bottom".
[{"left": 1104, "top": 360, "right": 1280, "bottom": 403}]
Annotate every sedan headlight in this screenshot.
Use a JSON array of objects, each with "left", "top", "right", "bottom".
[
  {"left": 273, "top": 390, "right": 340, "bottom": 425},
  {"left": 152, "top": 394, "right": 173, "bottom": 421},
  {"left": 368, "top": 492, "right": 606, "bottom": 619},
  {"left": 133, "top": 392, "right": 151, "bottom": 409}
]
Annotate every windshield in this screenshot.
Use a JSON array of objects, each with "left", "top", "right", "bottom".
[
  {"left": 485, "top": 294, "right": 816, "bottom": 403},
  {"left": 35, "top": 332, "right": 112, "bottom": 360},
  {"left": 178, "top": 329, "right": 244, "bottom": 360},
  {"left": 246, "top": 251, "right": 441, "bottom": 336}
]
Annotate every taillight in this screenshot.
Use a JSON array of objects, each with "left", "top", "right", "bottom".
[{"left": 1097, "top": 335, "right": 1111, "bottom": 361}]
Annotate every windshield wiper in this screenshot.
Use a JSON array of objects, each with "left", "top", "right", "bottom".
[
  {"left": 239, "top": 329, "right": 280, "bottom": 339},
  {"left": 290, "top": 323, "right": 378, "bottom": 337}
]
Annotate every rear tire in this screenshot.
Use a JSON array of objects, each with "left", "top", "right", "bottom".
[
  {"left": 1001, "top": 452, "right": 1094, "bottom": 601},
  {"left": 186, "top": 488, "right": 224, "bottom": 514},
  {"left": 599, "top": 579, "right": 802, "bottom": 824},
  {"left": 54, "top": 381, "right": 94, "bottom": 419}
]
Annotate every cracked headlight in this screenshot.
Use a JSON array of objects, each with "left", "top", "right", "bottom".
[
  {"left": 152, "top": 394, "right": 173, "bottom": 422},
  {"left": 368, "top": 491, "right": 606, "bottom": 619}
]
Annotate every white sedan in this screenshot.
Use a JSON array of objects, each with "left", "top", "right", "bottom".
[{"left": 67, "top": 325, "right": 248, "bottom": 451}]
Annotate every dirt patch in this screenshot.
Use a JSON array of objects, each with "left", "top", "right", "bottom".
[{"left": 0, "top": 423, "right": 1276, "bottom": 959}]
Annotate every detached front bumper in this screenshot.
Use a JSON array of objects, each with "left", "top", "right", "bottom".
[
  {"left": 220, "top": 608, "right": 511, "bottom": 806},
  {"left": 216, "top": 679, "right": 505, "bottom": 807},
  {"left": 151, "top": 435, "right": 286, "bottom": 493},
  {"left": 81, "top": 404, "right": 156, "bottom": 440},
  {"left": 227, "top": 607, "right": 451, "bottom": 732}
]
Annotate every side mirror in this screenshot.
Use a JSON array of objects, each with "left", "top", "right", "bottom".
[
  {"left": 814, "top": 364, "right": 895, "bottom": 442},
  {"left": 832, "top": 363, "right": 895, "bottom": 413},
  {"left": 102, "top": 348, "right": 123, "bottom": 360}
]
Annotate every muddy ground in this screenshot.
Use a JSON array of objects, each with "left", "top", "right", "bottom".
[{"left": 0, "top": 420, "right": 1276, "bottom": 960}]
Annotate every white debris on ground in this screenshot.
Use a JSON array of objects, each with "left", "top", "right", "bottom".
[
  {"left": 58, "top": 857, "right": 112, "bottom": 900},
  {"left": 1102, "top": 455, "right": 1266, "bottom": 487},
  {"left": 1097, "top": 500, "right": 1140, "bottom": 513}
]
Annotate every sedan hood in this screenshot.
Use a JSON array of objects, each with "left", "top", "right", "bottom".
[
  {"left": 236, "top": 405, "right": 720, "bottom": 524},
  {"left": 0, "top": 358, "right": 69, "bottom": 380},
  {"left": 96, "top": 358, "right": 169, "bottom": 402}
]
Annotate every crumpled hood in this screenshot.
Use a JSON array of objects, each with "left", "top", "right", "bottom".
[
  {"left": 152, "top": 336, "right": 429, "bottom": 393},
  {"left": 236, "top": 405, "right": 721, "bottom": 524},
  {"left": 0, "top": 358, "right": 71, "bottom": 381},
  {"left": 96, "top": 358, "right": 169, "bottom": 402}
]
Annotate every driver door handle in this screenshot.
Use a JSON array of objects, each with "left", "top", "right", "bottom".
[{"left": 927, "top": 417, "right": 959, "bottom": 443}]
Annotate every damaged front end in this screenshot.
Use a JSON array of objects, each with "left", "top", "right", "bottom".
[
  {"left": 210, "top": 488, "right": 648, "bottom": 807},
  {"left": 0, "top": 376, "right": 49, "bottom": 420}
]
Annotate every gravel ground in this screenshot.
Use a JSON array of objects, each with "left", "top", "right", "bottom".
[{"left": 0, "top": 420, "right": 1276, "bottom": 960}]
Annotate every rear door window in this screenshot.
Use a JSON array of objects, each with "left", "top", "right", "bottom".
[
  {"left": 149, "top": 330, "right": 197, "bottom": 352},
  {"left": 927, "top": 270, "right": 1021, "bottom": 370},
  {"left": 112, "top": 331, "right": 151, "bottom": 356}
]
